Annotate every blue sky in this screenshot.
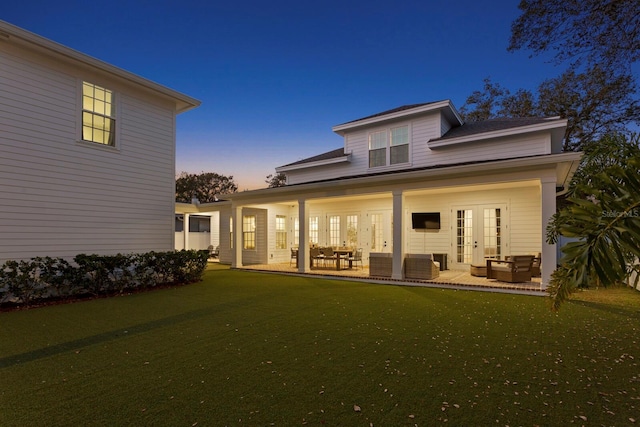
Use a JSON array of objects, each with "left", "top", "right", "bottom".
[{"left": 2, "top": 0, "right": 562, "bottom": 189}]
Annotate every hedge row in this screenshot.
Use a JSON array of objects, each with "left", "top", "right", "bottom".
[{"left": 0, "top": 250, "right": 209, "bottom": 308}]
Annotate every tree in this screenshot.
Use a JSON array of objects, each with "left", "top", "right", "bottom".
[
  {"left": 175, "top": 172, "right": 237, "bottom": 203},
  {"left": 460, "top": 68, "right": 640, "bottom": 151},
  {"left": 509, "top": 0, "right": 640, "bottom": 72},
  {"left": 546, "top": 133, "right": 640, "bottom": 310},
  {"left": 265, "top": 173, "right": 287, "bottom": 188}
]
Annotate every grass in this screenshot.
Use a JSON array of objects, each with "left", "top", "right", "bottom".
[{"left": 1, "top": 265, "right": 639, "bottom": 426}]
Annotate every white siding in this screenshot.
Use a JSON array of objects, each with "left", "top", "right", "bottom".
[
  {"left": 242, "top": 208, "right": 268, "bottom": 265},
  {"left": 425, "top": 132, "right": 551, "bottom": 166},
  {"left": 286, "top": 109, "right": 552, "bottom": 186},
  {"left": 0, "top": 46, "right": 177, "bottom": 262},
  {"left": 404, "top": 186, "right": 541, "bottom": 268},
  {"left": 218, "top": 206, "right": 232, "bottom": 264}
]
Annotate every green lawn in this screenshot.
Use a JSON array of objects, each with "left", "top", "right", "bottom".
[{"left": 1, "top": 265, "right": 639, "bottom": 426}]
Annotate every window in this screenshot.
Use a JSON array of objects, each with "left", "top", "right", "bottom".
[
  {"left": 371, "top": 214, "right": 382, "bottom": 251},
  {"left": 329, "top": 215, "right": 340, "bottom": 246},
  {"left": 229, "top": 217, "right": 233, "bottom": 249},
  {"left": 390, "top": 126, "right": 409, "bottom": 164},
  {"left": 309, "top": 216, "right": 319, "bottom": 245},
  {"left": 294, "top": 218, "right": 299, "bottom": 246},
  {"left": 243, "top": 215, "right": 256, "bottom": 250},
  {"left": 346, "top": 215, "right": 358, "bottom": 247},
  {"left": 368, "top": 130, "right": 387, "bottom": 167},
  {"left": 82, "top": 82, "right": 115, "bottom": 146},
  {"left": 276, "top": 215, "right": 287, "bottom": 249},
  {"left": 175, "top": 215, "right": 184, "bottom": 232},
  {"left": 189, "top": 215, "right": 210, "bottom": 232},
  {"left": 368, "top": 125, "right": 409, "bottom": 168}
]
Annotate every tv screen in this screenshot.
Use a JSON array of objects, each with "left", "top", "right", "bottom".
[{"left": 412, "top": 212, "right": 440, "bottom": 230}]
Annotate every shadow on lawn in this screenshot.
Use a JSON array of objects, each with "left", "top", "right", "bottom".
[
  {"left": 567, "top": 298, "right": 640, "bottom": 319},
  {"left": 0, "top": 294, "right": 263, "bottom": 369}
]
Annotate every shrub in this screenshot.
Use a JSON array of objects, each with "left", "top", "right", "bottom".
[
  {"left": 0, "top": 250, "right": 210, "bottom": 309},
  {"left": 0, "top": 259, "right": 47, "bottom": 307}
]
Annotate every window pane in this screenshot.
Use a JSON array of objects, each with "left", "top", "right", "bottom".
[
  {"left": 390, "top": 145, "right": 408, "bottom": 164},
  {"left": 346, "top": 215, "right": 358, "bottom": 247},
  {"left": 390, "top": 126, "right": 408, "bottom": 146},
  {"left": 369, "top": 131, "right": 387, "bottom": 150},
  {"left": 370, "top": 214, "right": 383, "bottom": 251},
  {"left": 369, "top": 148, "right": 386, "bottom": 167},
  {"left": 309, "top": 216, "right": 318, "bottom": 244},
  {"left": 82, "top": 81, "right": 115, "bottom": 146},
  {"left": 329, "top": 215, "right": 340, "bottom": 246},
  {"left": 243, "top": 215, "right": 256, "bottom": 250},
  {"left": 276, "top": 215, "right": 287, "bottom": 249}
]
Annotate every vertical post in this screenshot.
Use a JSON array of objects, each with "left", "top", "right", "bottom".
[
  {"left": 183, "top": 213, "right": 190, "bottom": 251},
  {"left": 541, "top": 178, "right": 557, "bottom": 289},
  {"left": 392, "top": 190, "right": 405, "bottom": 280},
  {"left": 298, "top": 198, "right": 310, "bottom": 273},
  {"left": 231, "top": 205, "right": 243, "bottom": 268}
]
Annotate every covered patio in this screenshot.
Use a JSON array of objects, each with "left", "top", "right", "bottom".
[{"left": 238, "top": 262, "right": 544, "bottom": 295}]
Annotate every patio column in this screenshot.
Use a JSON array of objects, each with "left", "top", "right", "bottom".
[
  {"left": 541, "top": 177, "right": 557, "bottom": 289},
  {"left": 231, "top": 205, "right": 243, "bottom": 268},
  {"left": 298, "top": 198, "right": 310, "bottom": 273},
  {"left": 392, "top": 190, "right": 405, "bottom": 280},
  {"left": 183, "top": 213, "right": 190, "bottom": 251}
]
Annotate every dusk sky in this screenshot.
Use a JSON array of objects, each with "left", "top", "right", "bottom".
[{"left": 2, "top": 1, "right": 563, "bottom": 190}]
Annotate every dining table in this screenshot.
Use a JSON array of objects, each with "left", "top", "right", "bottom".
[{"left": 332, "top": 248, "right": 354, "bottom": 271}]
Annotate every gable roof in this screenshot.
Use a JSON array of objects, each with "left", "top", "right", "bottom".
[
  {"left": 332, "top": 100, "right": 463, "bottom": 135},
  {"left": 0, "top": 20, "right": 200, "bottom": 113},
  {"left": 337, "top": 102, "right": 441, "bottom": 126}
]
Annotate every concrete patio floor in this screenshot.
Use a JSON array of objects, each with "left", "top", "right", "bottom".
[{"left": 237, "top": 263, "right": 545, "bottom": 296}]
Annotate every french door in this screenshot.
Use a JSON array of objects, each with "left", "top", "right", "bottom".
[{"left": 453, "top": 204, "right": 507, "bottom": 266}]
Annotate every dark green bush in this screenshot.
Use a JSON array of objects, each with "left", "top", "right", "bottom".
[
  {"left": 0, "top": 250, "right": 209, "bottom": 308},
  {"left": 0, "top": 259, "right": 47, "bottom": 307}
]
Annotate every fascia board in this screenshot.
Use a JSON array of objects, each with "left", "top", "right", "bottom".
[
  {"left": 332, "top": 100, "right": 453, "bottom": 135},
  {"left": 428, "top": 119, "right": 568, "bottom": 148},
  {"left": 0, "top": 20, "right": 201, "bottom": 113},
  {"left": 276, "top": 153, "right": 350, "bottom": 173},
  {"left": 227, "top": 152, "right": 584, "bottom": 203}
]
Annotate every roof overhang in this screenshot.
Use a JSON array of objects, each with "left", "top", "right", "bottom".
[
  {"left": 227, "top": 152, "right": 584, "bottom": 205},
  {"left": 276, "top": 152, "right": 351, "bottom": 173},
  {"left": 332, "top": 100, "right": 463, "bottom": 136},
  {"left": 0, "top": 20, "right": 201, "bottom": 114},
  {"left": 428, "top": 118, "right": 568, "bottom": 149}
]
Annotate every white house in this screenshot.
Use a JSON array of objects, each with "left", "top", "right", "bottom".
[
  {"left": 178, "top": 101, "right": 581, "bottom": 288},
  {"left": 0, "top": 21, "right": 200, "bottom": 262}
]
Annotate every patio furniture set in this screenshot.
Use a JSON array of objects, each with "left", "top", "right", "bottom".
[{"left": 290, "top": 247, "right": 364, "bottom": 271}]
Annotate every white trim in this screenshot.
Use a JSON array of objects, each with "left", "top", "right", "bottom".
[
  {"left": 228, "top": 152, "right": 583, "bottom": 204},
  {"left": 427, "top": 119, "right": 567, "bottom": 148},
  {"left": 332, "top": 100, "right": 463, "bottom": 135},
  {"left": 276, "top": 152, "right": 351, "bottom": 173}
]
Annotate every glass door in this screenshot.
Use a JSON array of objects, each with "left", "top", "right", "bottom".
[{"left": 453, "top": 205, "right": 507, "bottom": 266}]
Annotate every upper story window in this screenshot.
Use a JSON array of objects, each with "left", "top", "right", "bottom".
[
  {"left": 368, "top": 125, "right": 410, "bottom": 168},
  {"left": 368, "top": 131, "right": 387, "bottom": 167},
  {"left": 82, "top": 81, "right": 116, "bottom": 146}
]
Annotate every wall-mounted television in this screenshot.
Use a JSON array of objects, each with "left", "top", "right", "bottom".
[{"left": 412, "top": 212, "right": 441, "bottom": 230}]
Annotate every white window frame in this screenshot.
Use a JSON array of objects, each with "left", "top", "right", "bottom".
[
  {"left": 79, "top": 80, "right": 119, "bottom": 149},
  {"left": 309, "top": 216, "right": 319, "bottom": 245},
  {"left": 243, "top": 215, "right": 256, "bottom": 250},
  {"left": 275, "top": 215, "right": 287, "bottom": 250},
  {"left": 367, "top": 124, "right": 411, "bottom": 169}
]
